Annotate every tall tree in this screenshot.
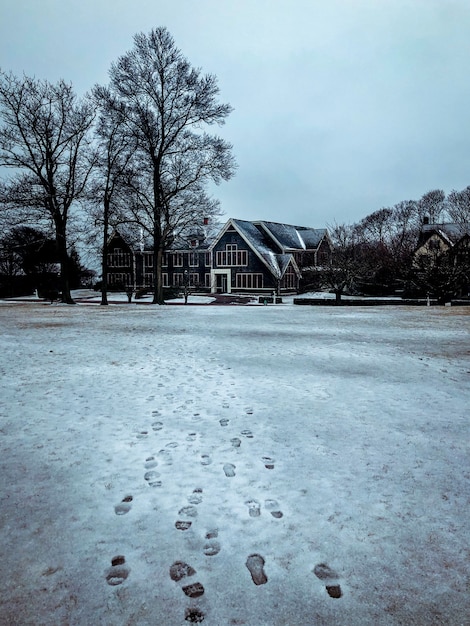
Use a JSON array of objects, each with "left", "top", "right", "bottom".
[
  {"left": 88, "top": 102, "right": 137, "bottom": 305},
  {"left": 417, "top": 189, "right": 446, "bottom": 224},
  {"left": 94, "top": 27, "right": 236, "bottom": 304},
  {"left": 447, "top": 186, "right": 470, "bottom": 229},
  {"left": 0, "top": 72, "right": 95, "bottom": 303}
]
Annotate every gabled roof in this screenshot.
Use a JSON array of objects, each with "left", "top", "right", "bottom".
[
  {"left": 212, "top": 219, "right": 306, "bottom": 279},
  {"left": 421, "top": 222, "right": 470, "bottom": 243},
  {"left": 257, "top": 221, "right": 328, "bottom": 251}
]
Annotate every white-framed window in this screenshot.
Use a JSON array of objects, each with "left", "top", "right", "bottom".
[
  {"left": 189, "top": 273, "right": 199, "bottom": 286},
  {"left": 235, "top": 273, "right": 263, "bottom": 289},
  {"left": 162, "top": 273, "right": 169, "bottom": 287},
  {"left": 189, "top": 252, "right": 198, "bottom": 267},
  {"left": 216, "top": 244, "right": 248, "bottom": 266},
  {"left": 162, "top": 253, "right": 169, "bottom": 267},
  {"left": 205, "top": 252, "right": 211, "bottom": 267},
  {"left": 143, "top": 273, "right": 153, "bottom": 287},
  {"left": 282, "top": 266, "right": 297, "bottom": 289},
  {"left": 144, "top": 253, "right": 153, "bottom": 268},
  {"left": 205, "top": 273, "right": 211, "bottom": 288},
  {"left": 108, "top": 272, "right": 131, "bottom": 286},
  {"left": 108, "top": 248, "right": 131, "bottom": 267},
  {"left": 173, "top": 253, "right": 184, "bottom": 267},
  {"left": 173, "top": 272, "right": 184, "bottom": 286}
]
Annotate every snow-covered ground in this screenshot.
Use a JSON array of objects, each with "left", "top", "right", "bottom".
[{"left": 1, "top": 299, "right": 469, "bottom": 625}]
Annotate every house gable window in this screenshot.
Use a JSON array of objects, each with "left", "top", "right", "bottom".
[
  {"left": 236, "top": 273, "right": 263, "bottom": 289},
  {"left": 108, "top": 248, "right": 131, "bottom": 267},
  {"left": 216, "top": 244, "right": 248, "bottom": 267},
  {"left": 282, "top": 266, "right": 297, "bottom": 289},
  {"left": 189, "top": 252, "right": 198, "bottom": 267}
]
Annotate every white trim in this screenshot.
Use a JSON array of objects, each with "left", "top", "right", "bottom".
[{"left": 211, "top": 269, "right": 232, "bottom": 293}]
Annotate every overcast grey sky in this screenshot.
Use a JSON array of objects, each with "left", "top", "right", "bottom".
[{"left": 2, "top": 0, "right": 470, "bottom": 227}]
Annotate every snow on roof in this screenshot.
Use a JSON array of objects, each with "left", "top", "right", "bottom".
[
  {"left": 257, "top": 221, "right": 327, "bottom": 251},
  {"left": 422, "top": 223, "right": 470, "bottom": 241},
  {"left": 231, "top": 219, "right": 300, "bottom": 279}
]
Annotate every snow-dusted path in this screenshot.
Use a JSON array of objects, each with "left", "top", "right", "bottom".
[{"left": 1, "top": 302, "right": 469, "bottom": 625}]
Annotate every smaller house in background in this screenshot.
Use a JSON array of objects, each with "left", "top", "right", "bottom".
[
  {"left": 106, "top": 218, "right": 333, "bottom": 295},
  {"left": 414, "top": 221, "right": 469, "bottom": 259},
  {"left": 414, "top": 220, "right": 470, "bottom": 265},
  {"left": 412, "top": 219, "right": 470, "bottom": 298}
]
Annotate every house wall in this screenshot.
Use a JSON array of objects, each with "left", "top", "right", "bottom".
[
  {"left": 211, "top": 227, "right": 276, "bottom": 293},
  {"left": 107, "top": 235, "right": 135, "bottom": 289}
]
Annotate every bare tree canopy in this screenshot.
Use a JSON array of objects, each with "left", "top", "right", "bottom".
[
  {"left": 447, "top": 186, "right": 470, "bottom": 228},
  {"left": 93, "top": 27, "right": 236, "bottom": 303},
  {"left": 0, "top": 71, "right": 95, "bottom": 303}
]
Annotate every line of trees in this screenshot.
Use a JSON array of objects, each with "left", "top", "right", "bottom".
[
  {"left": 0, "top": 27, "right": 236, "bottom": 304},
  {"left": 306, "top": 188, "right": 470, "bottom": 302}
]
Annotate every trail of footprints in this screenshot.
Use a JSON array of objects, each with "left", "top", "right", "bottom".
[{"left": 107, "top": 383, "right": 343, "bottom": 622}]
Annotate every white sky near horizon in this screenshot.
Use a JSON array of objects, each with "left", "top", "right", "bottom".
[{"left": 2, "top": 0, "right": 470, "bottom": 228}]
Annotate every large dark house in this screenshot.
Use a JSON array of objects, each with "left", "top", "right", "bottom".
[{"left": 107, "top": 219, "right": 332, "bottom": 295}]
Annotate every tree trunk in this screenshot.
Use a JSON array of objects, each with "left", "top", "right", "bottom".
[
  {"left": 152, "top": 245, "right": 165, "bottom": 304},
  {"left": 101, "top": 205, "right": 109, "bottom": 305},
  {"left": 335, "top": 290, "right": 342, "bottom": 305},
  {"left": 55, "top": 223, "right": 74, "bottom": 304}
]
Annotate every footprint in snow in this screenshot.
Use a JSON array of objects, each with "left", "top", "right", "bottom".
[
  {"left": 114, "top": 495, "right": 133, "bottom": 515},
  {"left": 144, "top": 470, "right": 161, "bottom": 487},
  {"left": 262, "top": 456, "right": 275, "bottom": 470},
  {"left": 169, "top": 560, "right": 205, "bottom": 599},
  {"left": 158, "top": 449, "right": 173, "bottom": 465},
  {"left": 184, "top": 608, "right": 205, "bottom": 623},
  {"left": 219, "top": 418, "right": 229, "bottom": 427},
  {"left": 186, "top": 432, "right": 197, "bottom": 442},
  {"left": 136, "top": 430, "right": 149, "bottom": 439},
  {"left": 144, "top": 456, "right": 158, "bottom": 469},
  {"left": 175, "top": 520, "right": 192, "bottom": 531},
  {"left": 169, "top": 560, "right": 196, "bottom": 582},
  {"left": 187, "top": 487, "right": 203, "bottom": 504},
  {"left": 246, "top": 554, "right": 267, "bottom": 585},
  {"left": 231, "top": 437, "right": 241, "bottom": 448},
  {"left": 264, "top": 499, "right": 283, "bottom": 518},
  {"left": 313, "top": 563, "right": 343, "bottom": 598},
  {"left": 203, "top": 529, "right": 221, "bottom": 556},
  {"left": 178, "top": 505, "right": 198, "bottom": 518},
  {"left": 245, "top": 499, "right": 261, "bottom": 517},
  {"left": 200, "top": 454, "right": 212, "bottom": 465},
  {"left": 151, "top": 421, "right": 163, "bottom": 431},
  {"left": 182, "top": 582, "right": 205, "bottom": 598},
  {"left": 105, "top": 555, "right": 130, "bottom": 586},
  {"left": 241, "top": 429, "right": 253, "bottom": 439},
  {"left": 223, "top": 463, "right": 236, "bottom": 477}
]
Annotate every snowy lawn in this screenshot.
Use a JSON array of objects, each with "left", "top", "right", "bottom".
[{"left": 1, "top": 301, "right": 469, "bottom": 625}]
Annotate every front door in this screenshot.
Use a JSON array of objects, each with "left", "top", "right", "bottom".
[{"left": 216, "top": 273, "right": 228, "bottom": 293}]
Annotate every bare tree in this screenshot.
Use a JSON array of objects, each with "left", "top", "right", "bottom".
[
  {"left": 417, "top": 189, "right": 446, "bottom": 224},
  {"left": 0, "top": 72, "right": 95, "bottom": 303},
  {"left": 87, "top": 103, "right": 137, "bottom": 305},
  {"left": 94, "top": 27, "right": 236, "bottom": 304},
  {"left": 447, "top": 186, "right": 470, "bottom": 229},
  {"left": 315, "top": 222, "right": 368, "bottom": 303}
]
